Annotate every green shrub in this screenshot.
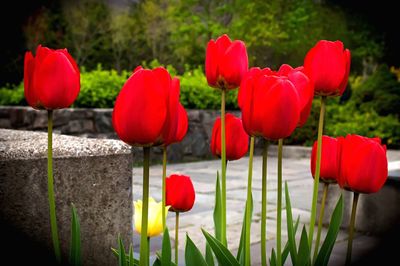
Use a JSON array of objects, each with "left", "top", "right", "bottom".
[
  {"left": 352, "top": 65, "right": 400, "bottom": 118},
  {"left": 74, "top": 65, "right": 130, "bottom": 108},
  {"left": 179, "top": 66, "right": 238, "bottom": 110},
  {"left": 0, "top": 83, "right": 25, "bottom": 106}
]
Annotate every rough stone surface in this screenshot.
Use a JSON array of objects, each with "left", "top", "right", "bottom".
[{"left": 0, "top": 129, "right": 132, "bottom": 266}]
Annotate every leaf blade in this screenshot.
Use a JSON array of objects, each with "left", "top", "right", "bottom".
[
  {"left": 202, "top": 229, "right": 240, "bottom": 266},
  {"left": 185, "top": 234, "right": 208, "bottom": 266}
]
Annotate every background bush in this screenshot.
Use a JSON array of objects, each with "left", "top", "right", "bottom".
[{"left": 1, "top": 63, "right": 399, "bottom": 148}]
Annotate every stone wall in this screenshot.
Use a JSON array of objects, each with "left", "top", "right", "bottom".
[
  {"left": 0, "top": 129, "right": 132, "bottom": 265},
  {"left": 0, "top": 106, "right": 243, "bottom": 162}
]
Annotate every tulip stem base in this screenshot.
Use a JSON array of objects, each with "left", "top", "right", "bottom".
[
  {"left": 346, "top": 192, "right": 359, "bottom": 266},
  {"left": 140, "top": 147, "right": 150, "bottom": 266},
  {"left": 47, "top": 110, "right": 61, "bottom": 263},
  {"left": 162, "top": 147, "right": 167, "bottom": 230},
  {"left": 277, "top": 139, "right": 283, "bottom": 266},
  {"left": 245, "top": 136, "right": 255, "bottom": 266},
  {"left": 220, "top": 89, "right": 227, "bottom": 246},
  {"left": 175, "top": 212, "right": 180, "bottom": 265},
  {"left": 261, "top": 140, "right": 268, "bottom": 266},
  {"left": 309, "top": 96, "right": 327, "bottom": 249},
  {"left": 313, "top": 182, "right": 329, "bottom": 261}
]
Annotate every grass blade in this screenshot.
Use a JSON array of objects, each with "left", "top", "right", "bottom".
[{"left": 69, "top": 204, "right": 81, "bottom": 266}]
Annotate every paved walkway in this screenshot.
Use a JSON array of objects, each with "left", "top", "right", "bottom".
[{"left": 132, "top": 150, "right": 400, "bottom": 265}]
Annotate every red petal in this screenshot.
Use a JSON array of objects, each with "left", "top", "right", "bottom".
[
  {"left": 112, "top": 69, "right": 168, "bottom": 146},
  {"left": 219, "top": 40, "right": 248, "bottom": 89},
  {"left": 33, "top": 51, "right": 80, "bottom": 109}
]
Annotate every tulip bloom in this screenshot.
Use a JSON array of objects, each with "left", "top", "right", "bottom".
[
  {"left": 205, "top": 34, "right": 248, "bottom": 90},
  {"left": 337, "top": 135, "right": 388, "bottom": 194},
  {"left": 310, "top": 136, "right": 339, "bottom": 183},
  {"left": 238, "top": 64, "right": 313, "bottom": 140},
  {"left": 24, "top": 45, "right": 80, "bottom": 109},
  {"left": 134, "top": 197, "right": 169, "bottom": 237},
  {"left": 211, "top": 113, "right": 249, "bottom": 161},
  {"left": 304, "top": 40, "right": 351, "bottom": 97},
  {"left": 166, "top": 174, "right": 195, "bottom": 213},
  {"left": 112, "top": 66, "right": 188, "bottom": 147}
]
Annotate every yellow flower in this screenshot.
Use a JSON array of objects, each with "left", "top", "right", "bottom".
[{"left": 134, "top": 197, "right": 169, "bottom": 237}]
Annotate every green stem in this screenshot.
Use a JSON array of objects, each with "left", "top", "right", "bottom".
[
  {"left": 346, "top": 192, "right": 359, "bottom": 266},
  {"left": 276, "top": 139, "right": 283, "bottom": 266},
  {"left": 47, "top": 110, "right": 61, "bottom": 263},
  {"left": 261, "top": 140, "right": 268, "bottom": 266},
  {"left": 313, "top": 183, "right": 329, "bottom": 261},
  {"left": 175, "top": 212, "right": 180, "bottom": 265},
  {"left": 308, "top": 96, "right": 326, "bottom": 249},
  {"left": 162, "top": 147, "right": 167, "bottom": 230},
  {"left": 140, "top": 147, "right": 150, "bottom": 266},
  {"left": 220, "top": 89, "right": 227, "bottom": 246},
  {"left": 245, "top": 136, "right": 255, "bottom": 266}
]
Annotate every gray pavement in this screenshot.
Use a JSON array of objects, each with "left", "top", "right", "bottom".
[{"left": 131, "top": 150, "right": 400, "bottom": 265}]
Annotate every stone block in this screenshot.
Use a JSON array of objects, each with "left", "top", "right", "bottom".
[{"left": 0, "top": 129, "right": 132, "bottom": 265}]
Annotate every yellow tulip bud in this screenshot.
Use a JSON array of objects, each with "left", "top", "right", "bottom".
[{"left": 134, "top": 197, "right": 169, "bottom": 237}]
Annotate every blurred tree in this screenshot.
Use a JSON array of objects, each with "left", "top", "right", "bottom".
[{"left": 62, "top": 0, "right": 112, "bottom": 68}]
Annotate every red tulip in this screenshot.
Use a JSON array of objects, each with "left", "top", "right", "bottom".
[
  {"left": 310, "top": 136, "right": 339, "bottom": 183},
  {"left": 166, "top": 174, "right": 195, "bottom": 212},
  {"left": 112, "top": 66, "right": 187, "bottom": 146},
  {"left": 337, "top": 135, "right": 388, "bottom": 194},
  {"left": 161, "top": 77, "right": 189, "bottom": 146},
  {"left": 210, "top": 113, "right": 249, "bottom": 161},
  {"left": 24, "top": 45, "right": 80, "bottom": 109},
  {"left": 238, "top": 64, "right": 313, "bottom": 140},
  {"left": 205, "top": 34, "right": 248, "bottom": 90},
  {"left": 304, "top": 40, "right": 351, "bottom": 97}
]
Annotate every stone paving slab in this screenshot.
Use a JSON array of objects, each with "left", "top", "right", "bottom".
[{"left": 131, "top": 151, "right": 400, "bottom": 265}]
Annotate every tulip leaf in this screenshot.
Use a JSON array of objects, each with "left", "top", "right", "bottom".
[
  {"left": 128, "top": 245, "right": 134, "bottom": 266},
  {"left": 161, "top": 227, "right": 172, "bottom": 266},
  {"left": 202, "top": 229, "right": 240, "bottom": 266},
  {"left": 285, "top": 182, "right": 297, "bottom": 265},
  {"left": 213, "top": 171, "right": 223, "bottom": 243},
  {"left": 153, "top": 257, "right": 161, "bottom": 266},
  {"left": 205, "top": 242, "right": 215, "bottom": 266},
  {"left": 282, "top": 215, "right": 300, "bottom": 264},
  {"left": 118, "top": 235, "right": 126, "bottom": 266},
  {"left": 297, "top": 226, "right": 310, "bottom": 266},
  {"left": 236, "top": 193, "right": 253, "bottom": 265},
  {"left": 69, "top": 204, "right": 81, "bottom": 266},
  {"left": 269, "top": 248, "right": 277, "bottom": 266},
  {"left": 314, "top": 194, "right": 344, "bottom": 266},
  {"left": 185, "top": 234, "right": 208, "bottom": 266},
  {"left": 112, "top": 245, "right": 139, "bottom": 266}
]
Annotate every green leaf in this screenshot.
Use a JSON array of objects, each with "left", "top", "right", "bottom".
[
  {"left": 213, "top": 171, "right": 223, "bottom": 242},
  {"left": 161, "top": 227, "right": 172, "bottom": 266},
  {"left": 236, "top": 193, "right": 253, "bottom": 265},
  {"left": 69, "top": 204, "right": 81, "bottom": 266},
  {"left": 129, "top": 245, "right": 134, "bottom": 266},
  {"left": 202, "top": 229, "right": 240, "bottom": 266},
  {"left": 205, "top": 242, "right": 215, "bottom": 266},
  {"left": 282, "top": 215, "right": 300, "bottom": 264},
  {"left": 297, "top": 226, "right": 310, "bottom": 266},
  {"left": 153, "top": 257, "right": 162, "bottom": 266},
  {"left": 269, "top": 248, "right": 277, "bottom": 266},
  {"left": 185, "top": 234, "right": 208, "bottom": 266},
  {"left": 112, "top": 246, "right": 139, "bottom": 266},
  {"left": 315, "top": 194, "right": 344, "bottom": 266},
  {"left": 285, "top": 182, "right": 297, "bottom": 265},
  {"left": 118, "top": 235, "right": 126, "bottom": 266}
]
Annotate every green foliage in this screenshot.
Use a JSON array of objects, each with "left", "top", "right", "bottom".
[
  {"left": 74, "top": 65, "right": 130, "bottom": 108},
  {"left": 201, "top": 229, "right": 240, "bottom": 266},
  {"left": 180, "top": 66, "right": 238, "bottom": 110},
  {"left": 0, "top": 83, "right": 25, "bottom": 106},
  {"left": 352, "top": 65, "right": 400, "bottom": 118}
]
